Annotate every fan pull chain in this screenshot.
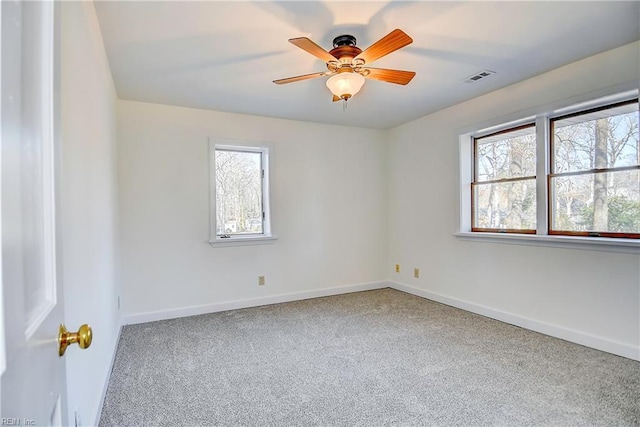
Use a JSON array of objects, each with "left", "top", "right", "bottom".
[{"left": 343, "top": 99, "right": 348, "bottom": 111}]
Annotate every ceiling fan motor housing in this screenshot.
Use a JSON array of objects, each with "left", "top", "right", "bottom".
[{"left": 329, "top": 34, "right": 362, "bottom": 64}]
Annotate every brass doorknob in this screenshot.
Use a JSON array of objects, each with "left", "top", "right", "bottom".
[{"left": 58, "top": 323, "right": 92, "bottom": 356}]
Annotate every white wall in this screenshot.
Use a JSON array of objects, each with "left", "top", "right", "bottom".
[
  {"left": 387, "top": 42, "right": 640, "bottom": 360},
  {"left": 117, "top": 101, "right": 388, "bottom": 318},
  {"left": 116, "top": 41, "right": 638, "bottom": 363},
  {"left": 61, "top": 2, "right": 120, "bottom": 425}
]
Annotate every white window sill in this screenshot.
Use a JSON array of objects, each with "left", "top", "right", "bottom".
[
  {"left": 454, "top": 232, "right": 640, "bottom": 254},
  {"left": 208, "top": 235, "right": 278, "bottom": 247}
]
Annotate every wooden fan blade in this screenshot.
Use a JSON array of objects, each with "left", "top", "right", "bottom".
[
  {"left": 332, "top": 95, "right": 340, "bottom": 102},
  {"left": 289, "top": 37, "right": 337, "bottom": 62},
  {"left": 364, "top": 68, "right": 416, "bottom": 85},
  {"left": 273, "top": 72, "right": 328, "bottom": 85},
  {"left": 355, "top": 29, "right": 413, "bottom": 64}
]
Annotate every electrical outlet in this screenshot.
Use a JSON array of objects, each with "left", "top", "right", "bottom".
[
  {"left": 414, "top": 268, "right": 420, "bottom": 278},
  {"left": 258, "top": 276, "right": 265, "bottom": 286},
  {"left": 395, "top": 264, "right": 400, "bottom": 273}
]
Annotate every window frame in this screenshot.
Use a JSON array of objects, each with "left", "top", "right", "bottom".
[
  {"left": 208, "top": 140, "right": 276, "bottom": 246},
  {"left": 471, "top": 123, "right": 537, "bottom": 234},
  {"left": 548, "top": 99, "right": 640, "bottom": 239},
  {"left": 457, "top": 88, "right": 640, "bottom": 253}
]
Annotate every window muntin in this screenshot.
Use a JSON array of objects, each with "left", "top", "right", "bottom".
[
  {"left": 472, "top": 124, "right": 537, "bottom": 232},
  {"left": 549, "top": 100, "right": 639, "bottom": 237},
  {"left": 211, "top": 145, "right": 271, "bottom": 240}
]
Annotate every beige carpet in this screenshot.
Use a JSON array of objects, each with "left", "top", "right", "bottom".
[{"left": 100, "top": 288, "right": 640, "bottom": 426}]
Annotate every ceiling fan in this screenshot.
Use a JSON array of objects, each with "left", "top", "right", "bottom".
[{"left": 273, "top": 29, "right": 416, "bottom": 103}]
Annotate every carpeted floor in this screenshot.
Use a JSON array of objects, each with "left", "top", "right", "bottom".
[{"left": 99, "top": 288, "right": 640, "bottom": 426}]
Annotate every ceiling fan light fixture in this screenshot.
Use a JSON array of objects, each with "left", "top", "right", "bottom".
[{"left": 326, "top": 72, "right": 365, "bottom": 100}]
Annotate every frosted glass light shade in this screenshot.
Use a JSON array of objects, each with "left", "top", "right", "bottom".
[{"left": 326, "top": 73, "right": 365, "bottom": 100}]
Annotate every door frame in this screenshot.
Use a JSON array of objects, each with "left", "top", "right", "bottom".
[{"left": 0, "top": 0, "right": 5, "bottom": 384}]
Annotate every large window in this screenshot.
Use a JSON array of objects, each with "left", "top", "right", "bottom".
[
  {"left": 550, "top": 100, "right": 639, "bottom": 237},
  {"left": 465, "top": 93, "right": 639, "bottom": 241},
  {"left": 209, "top": 143, "right": 273, "bottom": 243}
]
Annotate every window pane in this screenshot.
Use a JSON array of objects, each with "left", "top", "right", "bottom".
[
  {"left": 553, "top": 102, "right": 639, "bottom": 173},
  {"left": 473, "top": 179, "right": 537, "bottom": 230},
  {"left": 215, "top": 150, "right": 263, "bottom": 235},
  {"left": 551, "top": 169, "right": 640, "bottom": 234},
  {"left": 475, "top": 126, "right": 536, "bottom": 182}
]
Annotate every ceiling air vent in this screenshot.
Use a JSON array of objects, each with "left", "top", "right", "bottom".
[{"left": 463, "top": 70, "right": 496, "bottom": 83}]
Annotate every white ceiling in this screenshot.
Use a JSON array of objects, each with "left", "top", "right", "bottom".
[{"left": 94, "top": 1, "right": 640, "bottom": 129}]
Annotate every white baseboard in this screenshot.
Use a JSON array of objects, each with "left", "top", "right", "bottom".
[
  {"left": 92, "top": 319, "right": 123, "bottom": 427},
  {"left": 389, "top": 281, "right": 639, "bottom": 361},
  {"left": 122, "top": 281, "right": 389, "bottom": 325}
]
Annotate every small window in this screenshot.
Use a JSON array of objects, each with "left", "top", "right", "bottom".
[
  {"left": 472, "top": 124, "right": 537, "bottom": 233},
  {"left": 550, "top": 99, "right": 640, "bottom": 237},
  {"left": 210, "top": 143, "right": 272, "bottom": 242}
]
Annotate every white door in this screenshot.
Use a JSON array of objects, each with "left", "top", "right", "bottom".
[{"left": 1, "top": 1, "right": 71, "bottom": 424}]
